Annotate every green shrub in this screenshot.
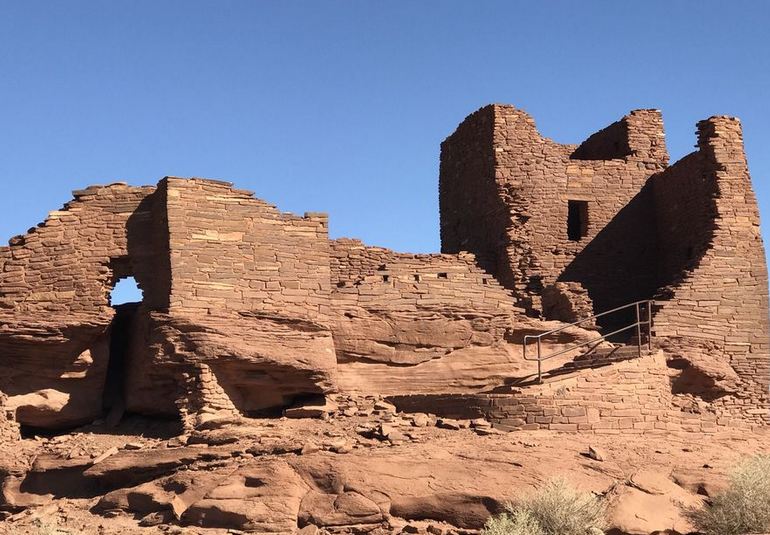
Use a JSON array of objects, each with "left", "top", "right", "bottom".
[
  {"left": 483, "top": 478, "right": 607, "bottom": 535},
  {"left": 685, "top": 454, "right": 770, "bottom": 535}
]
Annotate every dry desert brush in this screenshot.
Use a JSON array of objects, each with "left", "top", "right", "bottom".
[
  {"left": 482, "top": 478, "right": 607, "bottom": 535},
  {"left": 684, "top": 454, "right": 770, "bottom": 535}
]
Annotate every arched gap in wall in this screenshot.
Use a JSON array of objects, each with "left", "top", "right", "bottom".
[{"left": 110, "top": 276, "right": 143, "bottom": 306}]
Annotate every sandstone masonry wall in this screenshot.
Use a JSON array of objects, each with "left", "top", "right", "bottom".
[
  {"left": 165, "top": 178, "right": 331, "bottom": 321},
  {"left": 330, "top": 239, "right": 519, "bottom": 346},
  {"left": 652, "top": 118, "right": 770, "bottom": 421},
  {"left": 0, "top": 183, "right": 160, "bottom": 315},
  {"left": 330, "top": 238, "right": 517, "bottom": 318},
  {"left": 441, "top": 105, "right": 668, "bottom": 317},
  {"left": 0, "top": 184, "right": 167, "bottom": 428},
  {"left": 439, "top": 107, "right": 504, "bottom": 281},
  {"left": 1, "top": 103, "right": 768, "bottom": 432},
  {"left": 439, "top": 105, "right": 770, "bottom": 425},
  {"left": 392, "top": 353, "right": 761, "bottom": 433},
  {"left": 124, "top": 178, "right": 338, "bottom": 419},
  {"left": 0, "top": 392, "right": 20, "bottom": 443},
  {"left": 330, "top": 238, "right": 523, "bottom": 392}
]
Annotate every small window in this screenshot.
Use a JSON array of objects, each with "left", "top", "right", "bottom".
[
  {"left": 413, "top": 274, "right": 421, "bottom": 282},
  {"left": 567, "top": 200, "right": 589, "bottom": 242},
  {"left": 437, "top": 272, "right": 448, "bottom": 279},
  {"left": 382, "top": 275, "right": 390, "bottom": 283}
]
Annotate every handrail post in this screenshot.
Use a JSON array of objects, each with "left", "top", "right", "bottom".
[
  {"left": 635, "top": 301, "right": 642, "bottom": 358},
  {"left": 647, "top": 300, "right": 653, "bottom": 351},
  {"left": 536, "top": 337, "right": 542, "bottom": 384}
]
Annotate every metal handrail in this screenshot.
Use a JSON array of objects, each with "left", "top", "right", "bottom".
[{"left": 524, "top": 299, "right": 654, "bottom": 383}]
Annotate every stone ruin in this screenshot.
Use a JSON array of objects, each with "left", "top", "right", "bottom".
[{"left": 1, "top": 103, "right": 768, "bottom": 441}]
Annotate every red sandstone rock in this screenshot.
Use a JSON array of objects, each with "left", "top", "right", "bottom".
[
  {"left": 284, "top": 395, "right": 338, "bottom": 419},
  {"left": 298, "top": 490, "right": 383, "bottom": 527},
  {"left": 0, "top": 103, "right": 768, "bottom": 534},
  {"left": 181, "top": 460, "right": 308, "bottom": 532},
  {"left": 609, "top": 470, "right": 703, "bottom": 535}
]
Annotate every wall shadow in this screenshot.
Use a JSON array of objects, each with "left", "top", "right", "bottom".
[
  {"left": 558, "top": 182, "right": 658, "bottom": 332},
  {"left": 125, "top": 187, "right": 172, "bottom": 312}
]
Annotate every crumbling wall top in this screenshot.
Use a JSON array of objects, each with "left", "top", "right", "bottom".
[{"left": 571, "top": 109, "right": 668, "bottom": 164}]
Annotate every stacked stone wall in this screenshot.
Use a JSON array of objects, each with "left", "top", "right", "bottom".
[
  {"left": 541, "top": 281, "right": 596, "bottom": 326},
  {"left": 0, "top": 392, "right": 20, "bottom": 442},
  {"left": 652, "top": 118, "right": 770, "bottom": 422},
  {"left": 438, "top": 106, "right": 502, "bottom": 280},
  {"left": 165, "top": 178, "right": 331, "bottom": 322},
  {"left": 392, "top": 353, "right": 764, "bottom": 433},
  {"left": 439, "top": 105, "right": 769, "bottom": 427},
  {"left": 570, "top": 118, "right": 633, "bottom": 160},
  {"left": 0, "top": 183, "right": 161, "bottom": 316},
  {"left": 0, "top": 184, "right": 167, "bottom": 428},
  {"left": 331, "top": 238, "right": 518, "bottom": 320},
  {"left": 126, "top": 178, "right": 338, "bottom": 420},
  {"left": 330, "top": 238, "right": 519, "bottom": 345},
  {"left": 330, "top": 238, "right": 523, "bottom": 393},
  {"left": 175, "top": 363, "right": 242, "bottom": 432},
  {"left": 440, "top": 105, "right": 668, "bottom": 319},
  {"left": 1, "top": 104, "right": 768, "bottom": 431}
]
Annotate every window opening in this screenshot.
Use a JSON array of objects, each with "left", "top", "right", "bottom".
[{"left": 567, "top": 200, "right": 589, "bottom": 241}]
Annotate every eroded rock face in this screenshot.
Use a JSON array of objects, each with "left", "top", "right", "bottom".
[
  {"left": 4, "top": 413, "right": 760, "bottom": 535},
  {"left": 181, "top": 461, "right": 310, "bottom": 532},
  {"left": 124, "top": 311, "right": 338, "bottom": 420},
  {"left": 334, "top": 309, "right": 501, "bottom": 366},
  {"left": 2, "top": 328, "right": 111, "bottom": 429},
  {"left": 298, "top": 490, "right": 383, "bottom": 527},
  {"left": 609, "top": 470, "right": 703, "bottom": 535}
]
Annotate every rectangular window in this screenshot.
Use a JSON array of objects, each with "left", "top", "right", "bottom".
[{"left": 567, "top": 200, "right": 589, "bottom": 241}]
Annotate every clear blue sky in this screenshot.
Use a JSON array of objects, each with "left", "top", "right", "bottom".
[{"left": 1, "top": 2, "right": 769, "bottom": 304}]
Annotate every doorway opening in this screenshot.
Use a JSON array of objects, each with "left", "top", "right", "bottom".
[{"left": 104, "top": 276, "right": 144, "bottom": 422}]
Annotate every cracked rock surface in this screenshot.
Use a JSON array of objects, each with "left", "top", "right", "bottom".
[{"left": 1, "top": 396, "right": 767, "bottom": 535}]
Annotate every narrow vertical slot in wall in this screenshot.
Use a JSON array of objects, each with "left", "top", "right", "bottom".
[
  {"left": 105, "top": 276, "right": 144, "bottom": 423},
  {"left": 567, "top": 200, "right": 589, "bottom": 241}
]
